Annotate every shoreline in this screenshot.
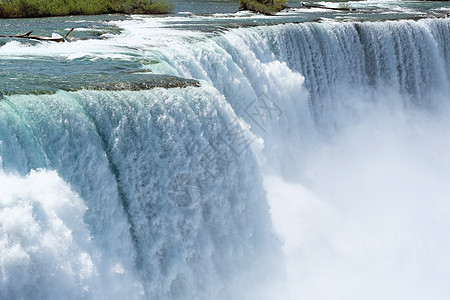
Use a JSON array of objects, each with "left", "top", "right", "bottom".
[{"left": 0, "top": 0, "right": 174, "bottom": 19}]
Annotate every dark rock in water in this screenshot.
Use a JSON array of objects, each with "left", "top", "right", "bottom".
[
  {"left": 0, "top": 73, "right": 200, "bottom": 96},
  {"left": 84, "top": 75, "right": 200, "bottom": 91}
]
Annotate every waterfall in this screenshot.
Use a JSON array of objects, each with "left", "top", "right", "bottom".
[
  {"left": 145, "top": 17, "right": 449, "bottom": 173},
  {"left": 0, "top": 88, "right": 277, "bottom": 299},
  {"left": 1, "top": 17, "right": 449, "bottom": 299}
]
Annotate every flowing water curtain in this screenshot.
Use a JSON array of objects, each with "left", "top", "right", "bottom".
[{"left": 0, "top": 87, "right": 279, "bottom": 299}]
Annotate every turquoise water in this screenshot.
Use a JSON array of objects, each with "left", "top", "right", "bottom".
[
  {"left": 1, "top": 1, "right": 448, "bottom": 95},
  {"left": 1, "top": 3, "right": 450, "bottom": 300}
]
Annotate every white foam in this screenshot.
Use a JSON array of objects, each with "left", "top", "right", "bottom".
[
  {"left": 0, "top": 170, "right": 97, "bottom": 299},
  {"left": 266, "top": 105, "right": 450, "bottom": 300}
]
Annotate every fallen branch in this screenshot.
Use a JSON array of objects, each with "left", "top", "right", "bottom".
[
  {"left": 301, "top": 2, "right": 356, "bottom": 11},
  {"left": 0, "top": 28, "right": 74, "bottom": 42}
]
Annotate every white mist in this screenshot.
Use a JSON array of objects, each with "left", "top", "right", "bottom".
[{"left": 267, "top": 105, "right": 450, "bottom": 300}]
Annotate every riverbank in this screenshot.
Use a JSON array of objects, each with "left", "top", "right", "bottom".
[{"left": 0, "top": 0, "right": 173, "bottom": 18}]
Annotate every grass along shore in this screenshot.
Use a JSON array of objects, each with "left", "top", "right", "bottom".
[{"left": 0, "top": 0, "right": 173, "bottom": 18}]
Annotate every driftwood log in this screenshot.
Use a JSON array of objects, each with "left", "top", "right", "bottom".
[
  {"left": 0, "top": 28, "right": 74, "bottom": 42},
  {"left": 301, "top": 2, "right": 356, "bottom": 11}
]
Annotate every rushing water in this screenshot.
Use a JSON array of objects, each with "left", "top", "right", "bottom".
[{"left": 0, "top": 3, "right": 450, "bottom": 299}]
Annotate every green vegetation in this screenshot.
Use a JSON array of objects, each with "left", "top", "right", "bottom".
[
  {"left": 239, "top": 0, "right": 286, "bottom": 15},
  {"left": 338, "top": 1, "right": 352, "bottom": 11},
  {"left": 0, "top": 0, "right": 173, "bottom": 18}
]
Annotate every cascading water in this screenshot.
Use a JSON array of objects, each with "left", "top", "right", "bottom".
[
  {"left": 143, "top": 17, "right": 449, "bottom": 174},
  {"left": 0, "top": 87, "right": 278, "bottom": 299},
  {"left": 0, "top": 14, "right": 449, "bottom": 300}
]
